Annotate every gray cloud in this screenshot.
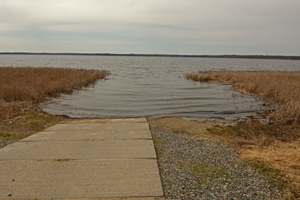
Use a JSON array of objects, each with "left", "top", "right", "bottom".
[{"left": 0, "top": 0, "right": 300, "bottom": 54}]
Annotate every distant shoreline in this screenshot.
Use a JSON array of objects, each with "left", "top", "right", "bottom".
[{"left": 0, "top": 52, "right": 300, "bottom": 60}]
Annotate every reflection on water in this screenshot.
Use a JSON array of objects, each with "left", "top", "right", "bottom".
[{"left": 1, "top": 55, "right": 299, "bottom": 118}]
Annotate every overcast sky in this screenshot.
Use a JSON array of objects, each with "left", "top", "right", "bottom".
[{"left": 0, "top": 0, "right": 300, "bottom": 55}]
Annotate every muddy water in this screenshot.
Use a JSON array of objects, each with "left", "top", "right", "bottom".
[{"left": 1, "top": 55, "right": 299, "bottom": 118}]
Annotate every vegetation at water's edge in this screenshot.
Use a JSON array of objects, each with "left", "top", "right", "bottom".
[
  {"left": 186, "top": 71, "right": 300, "bottom": 125},
  {"left": 0, "top": 67, "right": 110, "bottom": 119}
]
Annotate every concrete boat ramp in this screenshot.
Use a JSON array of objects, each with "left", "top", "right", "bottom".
[{"left": 0, "top": 118, "right": 163, "bottom": 199}]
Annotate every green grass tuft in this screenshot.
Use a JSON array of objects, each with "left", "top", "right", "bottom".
[{"left": 181, "top": 162, "right": 230, "bottom": 185}]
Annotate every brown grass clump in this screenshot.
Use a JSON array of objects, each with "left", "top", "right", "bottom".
[
  {"left": 186, "top": 71, "right": 300, "bottom": 125},
  {"left": 0, "top": 67, "right": 110, "bottom": 118},
  {"left": 206, "top": 116, "right": 300, "bottom": 198},
  {"left": 241, "top": 140, "right": 300, "bottom": 183}
]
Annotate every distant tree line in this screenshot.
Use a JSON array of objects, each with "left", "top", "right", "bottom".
[{"left": 0, "top": 52, "right": 299, "bottom": 60}]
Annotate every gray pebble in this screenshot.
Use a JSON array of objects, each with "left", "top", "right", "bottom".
[
  {"left": 0, "top": 140, "right": 15, "bottom": 149},
  {"left": 152, "top": 129, "right": 283, "bottom": 199}
]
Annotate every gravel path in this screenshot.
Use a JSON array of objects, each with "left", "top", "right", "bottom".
[
  {"left": 0, "top": 140, "right": 15, "bottom": 149},
  {"left": 152, "top": 128, "right": 283, "bottom": 200}
]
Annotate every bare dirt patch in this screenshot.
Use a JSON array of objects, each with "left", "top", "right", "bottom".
[{"left": 148, "top": 117, "right": 228, "bottom": 142}]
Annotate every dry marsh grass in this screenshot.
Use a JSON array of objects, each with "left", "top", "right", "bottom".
[
  {"left": 0, "top": 67, "right": 110, "bottom": 118},
  {"left": 186, "top": 71, "right": 300, "bottom": 125},
  {"left": 241, "top": 140, "right": 300, "bottom": 190}
]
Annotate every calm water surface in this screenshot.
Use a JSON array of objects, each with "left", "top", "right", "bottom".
[{"left": 1, "top": 55, "right": 299, "bottom": 118}]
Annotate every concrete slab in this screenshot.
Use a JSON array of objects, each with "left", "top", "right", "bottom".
[
  {"left": 0, "top": 140, "right": 156, "bottom": 160},
  {"left": 0, "top": 159, "right": 163, "bottom": 199},
  {"left": 45, "top": 123, "right": 149, "bottom": 131},
  {"left": 0, "top": 118, "right": 163, "bottom": 199},
  {"left": 61, "top": 118, "right": 148, "bottom": 124},
  {"left": 0, "top": 198, "right": 159, "bottom": 200},
  {"left": 20, "top": 129, "right": 152, "bottom": 142},
  {"left": 62, "top": 198, "right": 159, "bottom": 200}
]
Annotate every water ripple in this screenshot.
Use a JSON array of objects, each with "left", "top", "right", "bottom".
[{"left": 2, "top": 55, "right": 300, "bottom": 118}]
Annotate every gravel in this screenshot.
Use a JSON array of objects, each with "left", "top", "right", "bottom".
[
  {"left": 0, "top": 140, "right": 15, "bottom": 149},
  {"left": 152, "top": 128, "right": 283, "bottom": 200}
]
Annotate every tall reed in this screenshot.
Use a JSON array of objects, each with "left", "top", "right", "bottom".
[
  {"left": 0, "top": 67, "right": 110, "bottom": 118},
  {"left": 186, "top": 71, "right": 300, "bottom": 124}
]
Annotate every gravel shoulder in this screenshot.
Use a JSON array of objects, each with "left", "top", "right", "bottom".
[
  {"left": 148, "top": 117, "right": 288, "bottom": 199},
  {"left": 151, "top": 128, "right": 283, "bottom": 199}
]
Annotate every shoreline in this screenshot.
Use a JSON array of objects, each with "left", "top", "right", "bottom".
[{"left": 1, "top": 52, "right": 300, "bottom": 60}]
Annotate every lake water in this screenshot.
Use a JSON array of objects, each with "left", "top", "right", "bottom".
[{"left": 1, "top": 54, "right": 299, "bottom": 118}]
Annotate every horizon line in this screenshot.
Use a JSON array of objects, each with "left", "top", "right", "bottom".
[{"left": 0, "top": 52, "right": 300, "bottom": 60}]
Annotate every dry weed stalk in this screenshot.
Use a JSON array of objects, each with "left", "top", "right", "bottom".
[{"left": 186, "top": 71, "right": 300, "bottom": 125}]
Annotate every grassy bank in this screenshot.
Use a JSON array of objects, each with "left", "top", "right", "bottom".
[
  {"left": 0, "top": 67, "right": 110, "bottom": 119},
  {"left": 185, "top": 71, "right": 300, "bottom": 198}
]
